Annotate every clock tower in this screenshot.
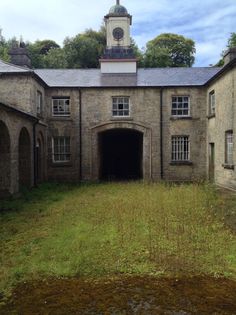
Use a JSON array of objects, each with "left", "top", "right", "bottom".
[{"left": 100, "top": 0, "right": 137, "bottom": 74}]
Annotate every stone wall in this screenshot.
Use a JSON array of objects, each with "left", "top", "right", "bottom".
[
  {"left": 162, "top": 87, "right": 207, "bottom": 181},
  {"left": 0, "top": 74, "right": 45, "bottom": 116},
  {"left": 45, "top": 88, "right": 81, "bottom": 182},
  {"left": 207, "top": 66, "right": 236, "bottom": 189}
]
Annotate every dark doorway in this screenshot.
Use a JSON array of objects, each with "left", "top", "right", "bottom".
[
  {"left": 209, "top": 143, "right": 215, "bottom": 182},
  {"left": 0, "top": 121, "right": 11, "bottom": 196},
  {"left": 19, "top": 128, "right": 31, "bottom": 188},
  {"left": 99, "top": 129, "right": 143, "bottom": 180}
]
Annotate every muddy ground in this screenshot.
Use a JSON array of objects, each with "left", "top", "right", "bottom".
[{"left": 1, "top": 276, "right": 236, "bottom": 315}]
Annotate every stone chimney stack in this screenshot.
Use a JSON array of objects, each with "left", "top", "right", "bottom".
[
  {"left": 9, "top": 41, "right": 32, "bottom": 68},
  {"left": 223, "top": 47, "right": 236, "bottom": 66}
]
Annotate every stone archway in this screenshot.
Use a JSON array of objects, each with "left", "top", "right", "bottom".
[
  {"left": 19, "top": 127, "right": 31, "bottom": 188},
  {"left": 0, "top": 121, "right": 11, "bottom": 196},
  {"left": 91, "top": 122, "right": 152, "bottom": 181}
]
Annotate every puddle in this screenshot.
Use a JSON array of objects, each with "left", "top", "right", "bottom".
[{"left": 1, "top": 276, "right": 236, "bottom": 314}]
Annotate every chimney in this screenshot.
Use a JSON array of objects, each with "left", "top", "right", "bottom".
[
  {"left": 9, "top": 41, "right": 32, "bottom": 68},
  {"left": 223, "top": 47, "right": 236, "bottom": 66}
]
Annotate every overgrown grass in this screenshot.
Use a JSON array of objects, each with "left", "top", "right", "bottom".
[{"left": 0, "top": 182, "right": 236, "bottom": 296}]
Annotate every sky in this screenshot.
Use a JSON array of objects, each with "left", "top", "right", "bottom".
[{"left": 0, "top": 0, "right": 235, "bottom": 67}]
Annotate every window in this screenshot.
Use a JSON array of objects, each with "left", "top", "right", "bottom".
[
  {"left": 52, "top": 97, "right": 70, "bottom": 116},
  {"left": 52, "top": 137, "right": 70, "bottom": 162},
  {"left": 209, "top": 90, "right": 215, "bottom": 115},
  {"left": 36, "top": 91, "right": 43, "bottom": 115},
  {"left": 112, "top": 97, "right": 129, "bottom": 116},
  {"left": 225, "top": 131, "right": 233, "bottom": 165},
  {"left": 171, "top": 96, "right": 190, "bottom": 116},
  {"left": 172, "top": 136, "right": 190, "bottom": 161}
]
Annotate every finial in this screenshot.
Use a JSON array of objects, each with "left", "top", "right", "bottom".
[{"left": 116, "top": 0, "right": 120, "bottom": 5}]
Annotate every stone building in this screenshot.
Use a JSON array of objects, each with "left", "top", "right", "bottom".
[{"left": 0, "top": 1, "right": 236, "bottom": 196}]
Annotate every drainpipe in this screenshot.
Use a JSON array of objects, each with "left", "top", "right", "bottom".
[
  {"left": 160, "top": 88, "right": 164, "bottom": 179},
  {"left": 33, "top": 119, "right": 38, "bottom": 187},
  {"left": 79, "top": 89, "right": 82, "bottom": 180}
]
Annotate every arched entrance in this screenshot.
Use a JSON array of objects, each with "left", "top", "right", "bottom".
[
  {"left": 90, "top": 122, "right": 151, "bottom": 181},
  {"left": 19, "top": 127, "right": 31, "bottom": 188},
  {"left": 99, "top": 129, "right": 143, "bottom": 180},
  {"left": 0, "top": 121, "right": 11, "bottom": 195}
]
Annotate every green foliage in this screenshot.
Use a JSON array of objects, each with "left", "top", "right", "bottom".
[
  {"left": 0, "top": 182, "right": 235, "bottom": 296},
  {"left": 144, "top": 33, "right": 195, "bottom": 67},
  {"left": 215, "top": 33, "right": 236, "bottom": 67},
  {"left": 27, "top": 39, "right": 60, "bottom": 68},
  {"left": 63, "top": 32, "right": 105, "bottom": 68},
  {"left": 0, "top": 30, "right": 11, "bottom": 62},
  {"left": 227, "top": 32, "right": 236, "bottom": 49}
]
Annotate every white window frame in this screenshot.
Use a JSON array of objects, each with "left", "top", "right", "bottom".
[
  {"left": 36, "top": 91, "right": 43, "bottom": 115},
  {"left": 171, "top": 96, "right": 190, "bottom": 117},
  {"left": 171, "top": 136, "right": 190, "bottom": 162},
  {"left": 112, "top": 97, "right": 130, "bottom": 117},
  {"left": 225, "top": 131, "right": 233, "bottom": 165},
  {"left": 52, "top": 137, "right": 71, "bottom": 163},
  {"left": 52, "top": 97, "right": 70, "bottom": 117},
  {"left": 209, "top": 90, "right": 215, "bottom": 115}
]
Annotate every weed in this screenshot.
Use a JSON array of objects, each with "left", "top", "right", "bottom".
[{"left": 0, "top": 182, "right": 235, "bottom": 296}]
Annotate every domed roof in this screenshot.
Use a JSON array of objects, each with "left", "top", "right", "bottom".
[{"left": 109, "top": 4, "right": 128, "bottom": 15}]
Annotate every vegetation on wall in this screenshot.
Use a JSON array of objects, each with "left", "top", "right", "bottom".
[{"left": 216, "top": 32, "right": 236, "bottom": 66}]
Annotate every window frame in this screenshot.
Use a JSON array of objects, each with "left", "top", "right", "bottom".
[
  {"left": 171, "top": 135, "right": 190, "bottom": 162},
  {"left": 112, "top": 96, "right": 130, "bottom": 117},
  {"left": 209, "top": 90, "right": 215, "bottom": 116},
  {"left": 171, "top": 96, "right": 190, "bottom": 117},
  {"left": 225, "top": 130, "right": 233, "bottom": 165},
  {"left": 52, "top": 97, "right": 70, "bottom": 117},
  {"left": 52, "top": 136, "right": 71, "bottom": 163}
]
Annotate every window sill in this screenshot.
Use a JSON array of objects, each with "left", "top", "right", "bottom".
[
  {"left": 110, "top": 117, "right": 133, "bottom": 121},
  {"left": 222, "top": 164, "right": 234, "bottom": 170},
  {"left": 49, "top": 117, "right": 73, "bottom": 121},
  {"left": 170, "top": 116, "right": 192, "bottom": 120},
  {"left": 207, "top": 114, "right": 215, "bottom": 119},
  {"left": 170, "top": 161, "right": 193, "bottom": 166},
  {"left": 50, "top": 162, "right": 73, "bottom": 167}
]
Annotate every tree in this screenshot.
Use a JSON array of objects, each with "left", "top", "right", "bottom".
[
  {"left": 0, "top": 31, "right": 22, "bottom": 63},
  {"left": 43, "top": 48, "right": 68, "bottom": 68},
  {"left": 143, "top": 33, "right": 195, "bottom": 68},
  {"left": 215, "top": 32, "right": 236, "bottom": 67},
  {"left": 63, "top": 27, "right": 106, "bottom": 68},
  {"left": 227, "top": 32, "right": 236, "bottom": 49},
  {"left": 27, "top": 39, "right": 60, "bottom": 68}
]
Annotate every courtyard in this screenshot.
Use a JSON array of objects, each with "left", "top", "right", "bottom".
[{"left": 0, "top": 182, "right": 236, "bottom": 314}]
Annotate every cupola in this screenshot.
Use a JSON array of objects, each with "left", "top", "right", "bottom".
[{"left": 100, "top": 0, "right": 137, "bottom": 74}]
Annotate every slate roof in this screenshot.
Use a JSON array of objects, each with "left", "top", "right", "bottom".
[
  {"left": 34, "top": 67, "right": 221, "bottom": 87},
  {"left": 0, "top": 58, "right": 221, "bottom": 87},
  {"left": 0, "top": 59, "right": 31, "bottom": 73}
]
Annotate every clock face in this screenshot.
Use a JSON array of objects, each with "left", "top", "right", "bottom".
[{"left": 113, "top": 27, "right": 124, "bottom": 40}]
